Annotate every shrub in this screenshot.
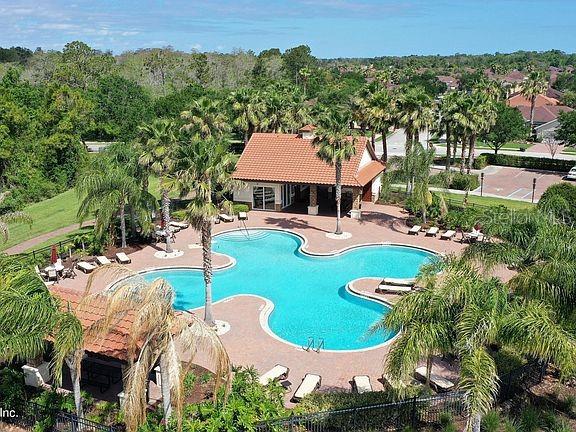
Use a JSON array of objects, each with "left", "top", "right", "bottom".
[
  {"left": 0, "top": 367, "right": 27, "bottom": 412},
  {"left": 442, "top": 206, "right": 483, "bottom": 231},
  {"left": 473, "top": 154, "right": 489, "bottom": 169},
  {"left": 538, "top": 182, "right": 576, "bottom": 225},
  {"left": 232, "top": 203, "right": 249, "bottom": 214},
  {"left": 478, "top": 153, "right": 574, "bottom": 172},
  {"left": 429, "top": 172, "right": 480, "bottom": 191}
]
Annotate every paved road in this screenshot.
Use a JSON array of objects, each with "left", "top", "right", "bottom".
[{"left": 377, "top": 128, "right": 576, "bottom": 162}]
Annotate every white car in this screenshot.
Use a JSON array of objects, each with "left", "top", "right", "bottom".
[{"left": 566, "top": 167, "right": 576, "bottom": 181}]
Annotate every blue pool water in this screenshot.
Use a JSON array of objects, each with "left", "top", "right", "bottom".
[{"left": 142, "top": 229, "right": 435, "bottom": 351}]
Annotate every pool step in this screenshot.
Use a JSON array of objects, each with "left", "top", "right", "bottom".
[{"left": 217, "top": 229, "right": 272, "bottom": 242}]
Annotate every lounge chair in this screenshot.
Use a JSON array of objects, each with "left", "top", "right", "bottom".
[
  {"left": 440, "top": 230, "right": 456, "bottom": 240},
  {"left": 116, "top": 252, "right": 131, "bottom": 264},
  {"left": 408, "top": 225, "right": 421, "bottom": 235},
  {"left": 219, "top": 213, "right": 234, "bottom": 223},
  {"left": 76, "top": 261, "right": 96, "bottom": 274},
  {"left": 96, "top": 256, "right": 112, "bottom": 266},
  {"left": 169, "top": 221, "right": 189, "bottom": 229},
  {"left": 213, "top": 216, "right": 221, "bottom": 224},
  {"left": 259, "top": 364, "right": 289, "bottom": 386},
  {"left": 377, "top": 284, "right": 413, "bottom": 294},
  {"left": 35, "top": 265, "right": 48, "bottom": 280},
  {"left": 292, "top": 374, "right": 321, "bottom": 402},
  {"left": 414, "top": 366, "right": 455, "bottom": 393},
  {"left": 426, "top": 227, "right": 439, "bottom": 237},
  {"left": 382, "top": 277, "right": 415, "bottom": 286},
  {"left": 238, "top": 211, "right": 248, "bottom": 221},
  {"left": 352, "top": 375, "right": 372, "bottom": 394}
]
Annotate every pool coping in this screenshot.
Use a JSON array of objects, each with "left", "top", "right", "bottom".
[{"left": 114, "top": 227, "right": 441, "bottom": 353}]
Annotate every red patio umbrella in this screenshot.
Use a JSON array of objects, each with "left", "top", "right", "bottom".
[{"left": 50, "top": 244, "right": 58, "bottom": 264}]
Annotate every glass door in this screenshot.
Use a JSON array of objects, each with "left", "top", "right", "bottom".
[{"left": 253, "top": 186, "right": 276, "bottom": 210}]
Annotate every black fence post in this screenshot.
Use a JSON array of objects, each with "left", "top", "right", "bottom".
[
  {"left": 410, "top": 396, "right": 418, "bottom": 429},
  {"left": 353, "top": 407, "right": 357, "bottom": 430}
]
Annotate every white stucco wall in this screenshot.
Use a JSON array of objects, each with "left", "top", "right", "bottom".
[
  {"left": 358, "top": 148, "right": 372, "bottom": 169},
  {"left": 371, "top": 174, "right": 382, "bottom": 201}
]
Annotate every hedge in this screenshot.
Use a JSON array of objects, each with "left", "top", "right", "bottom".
[{"left": 476, "top": 153, "right": 574, "bottom": 172}]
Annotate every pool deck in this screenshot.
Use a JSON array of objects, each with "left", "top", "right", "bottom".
[{"left": 55, "top": 203, "right": 473, "bottom": 404}]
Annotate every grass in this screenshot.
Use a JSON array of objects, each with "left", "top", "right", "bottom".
[
  {"left": 562, "top": 147, "right": 576, "bottom": 155},
  {"left": 442, "top": 192, "right": 534, "bottom": 210},
  {"left": 1, "top": 177, "right": 165, "bottom": 252},
  {"left": 435, "top": 140, "right": 530, "bottom": 152},
  {"left": 1, "top": 189, "right": 81, "bottom": 251},
  {"left": 23, "top": 226, "right": 94, "bottom": 253}
]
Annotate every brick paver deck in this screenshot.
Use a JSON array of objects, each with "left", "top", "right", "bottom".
[{"left": 55, "top": 203, "right": 470, "bottom": 404}]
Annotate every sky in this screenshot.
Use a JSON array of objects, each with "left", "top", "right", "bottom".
[{"left": 1, "top": 0, "right": 575, "bottom": 58}]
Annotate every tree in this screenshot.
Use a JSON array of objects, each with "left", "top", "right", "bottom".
[
  {"left": 229, "top": 88, "right": 266, "bottom": 145},
  {"left": 54, "top": 41, "right": 114, "bottom": 90},
  {"left": 520, "top": 71, "right": 548, "bottom": 135},
  {"left": 138, "top": 119, "right": 179, "bottom": 253},
  {"left": 375, "top": 255, "right": 576, "bottom": 432},
  {"left": 556, "top": 110, "right": 576, "bottom": 146},
  {"left": 168, "top": 138, "right": 238, "bottom": 326},
  {"left": 0, "top": 257, "right": 84, "bottom": 417},
  {"left": 403, "top": 142, "right": 435, "bottom": 222},
  {"left": 437, "top": 91, "right": 461, "bottom": 169},
  {"left": 0, "top": 192, "right": 31, "bottom": 242},
  {"left": 77, "top": 153, "right": 156, "bottom": 248},
  {"left": 481, "top": 103, "right": 528, "bottom": 154},
  {"left": 282, "top": 45, "right": 317, "bottom": 83},
  {"left": 365, "top": 89, "right": 397, "bottom": 162},
  {"left": 397, "top": 86, "right": 434, "bottom": 155},
  {"left": 82, "top": 265, "right": 231, "bottom": 432},
  {"left": 313, "top": 110, "right": 357, "bottom": 235},
  {"left": 180, "top": 96, "right": 230, "bottom": 139}
]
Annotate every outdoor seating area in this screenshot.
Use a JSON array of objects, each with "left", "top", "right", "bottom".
[{"left": 408, "top": 225, "right": 486, "bottom": 244}]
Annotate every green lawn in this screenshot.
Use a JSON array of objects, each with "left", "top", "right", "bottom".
[
  {"left": 23, "top": 226, "right": 94, "bottom": 253},
  {"left": 442, "top": 192, "right": 534, "bottom": 210},
  {"left": 1, "top": 177, "right": 165, "bottom": 252},
  {"left": 435, "top": 141, "right": 530, "bottom": 152},
  {"left": 1, "top": 189, "right": 81, "bottom": 251},
  {"left": 562, "top": 147, "right": 576, "bottom": 155}
]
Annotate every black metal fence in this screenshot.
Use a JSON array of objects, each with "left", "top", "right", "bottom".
[
  {"left": 255, "top": 392, "right": 468, "bottom": 432},
  {"left": 498, "top": 360, "right": 547, "bottom": 402},
  {"left": 5, "top": 401, "right": 118, "bottom": 432}
]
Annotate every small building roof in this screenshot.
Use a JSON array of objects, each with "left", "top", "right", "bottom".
[
  {"left": 233, "top": 133, "right": 384, "bottom": 187},
  {"left": 516, "top": 105, "right": 573, "bottom": 124},
  {"left": 507, "top": 93, "right": 560, "bottom": 108},
  {"left": 51, "top": 286, "right": 135, "bottom": 361}
]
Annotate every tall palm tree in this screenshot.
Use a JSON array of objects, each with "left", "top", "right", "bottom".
[
  {"left": 0, "top": 192, "right": 32, "bottom": 242},
  {"left": 437, "top": 92, "right": 461, "bottom": 171},
  {"left": 374, "top": 255, "right": 576, "bottom": 432},
  {"left": 397, "top": 86, "right": 434, "bottom": 156},
  {"left": 313, "top": 110, "right": 357, "bottom": 235},
  {"left": 181, "top": 96, "right": 230, "bottom": 139},
  {"left": 403, "top": 142, "right": 435, "bottom": 222},
  {"left": 366, "top": 89, "right": 397, "bottom": 162},
  {"left": 168, "top": 137, "right": 238, "bottom": 326},
  {"left": 520, "top": 71, "right": 548, "bottom": 135},
  {"left": 82, "top": 265, "right": 231, "bottom": 432},
  {"left": 229, "top": 88, "right": 266, "bottom": 145},
  {"left": 138, "top": 119, "right": 179, "bottom": 254},
  {"left": 77, "top": 156, "right": 156, "bottom": 249},
  {"left": 0, "top": 257, "right": 84, "bottom": 417},
  {"left": 261, "top": 90, "right": 292, "bottom": 133}
]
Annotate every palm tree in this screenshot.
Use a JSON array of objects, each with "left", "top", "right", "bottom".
[
  {"left": 313, "top": 110, "right": 357, "bottom": 235},
  {"left": 520, "top": 71, "right": 548, "bottom": 135},
  {"left": 181, "top": 96, "right": 230, "bottom": 139},
  {"left": 0, "top": 192, "right": 32, "bottom": 242},
  {"left": 403, "top": 142, "right": 435, "bottom": 222},
  {"left": 437, "top": 92, "right": 461, "bottom": 171},
  {"left": 138, "top": 119, "right": 179, "bottom": 254},
  {"left": 229, "top": 88, "right": 266, "bottom": 145},
  {"left": 168, "top": 137, "right": 238, "bottom": 326},
  {"left": 82, "top": 265, "right": 231, "bottom": 432},
  {"left": 366, "top": 89, "right": 397, "bottom": 162},
  {"left": 261, "top": 89, "right": 292, "bottom": 133},
  {"left": 0, "top": 257, "right": 84, "bottom": 417},
  {"left": 374, "top": 255, "right": 576, "bottom": 432},
  {"left": 397, "top": 86, "right": 434, "bottom": 155},
  {"left": 77, "top": 156, "right": 156, "bottom": 249}
]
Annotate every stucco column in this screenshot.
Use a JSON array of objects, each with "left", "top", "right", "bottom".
[
  {"left": 308, "top": 185, "right": 319, "bottom": 215},
  {"left": 350, "top": 187, "right": 362, "bottom": 220}
]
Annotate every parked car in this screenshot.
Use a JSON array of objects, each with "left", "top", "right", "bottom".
[{"left": 565, "top": 166, "right": 576, "bottom": 181}]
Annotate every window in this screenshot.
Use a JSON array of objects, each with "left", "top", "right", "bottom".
[{"left": 253, "top": 186, "right": 276, "bottom": 210}]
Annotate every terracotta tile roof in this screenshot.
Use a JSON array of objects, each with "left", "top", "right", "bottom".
[
  {"left": 508, "top": 93, "right": 560, "bottom": 108},
  {"left": 233, "top": 133, "right": 384, "bottom": 187},
  {"left": 51, "top": 286, "right": 135, "bottom": 361},
  {"left": 299, "top": 124, "right": 316, "bottom": 132},
  {"left": 516, "top": 105, "right": 573, "bottom": 124}
]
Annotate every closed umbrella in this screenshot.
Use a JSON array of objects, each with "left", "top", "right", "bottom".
[{"left": 50, "top": 244, "right": 58, "bottom": 264}]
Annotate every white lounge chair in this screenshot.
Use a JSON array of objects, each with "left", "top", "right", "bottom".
[
  {"left": 352, "top": 375, "right": 372, "bottom": 394},
  {"left": 426, "top": 227, "right": 439, "bottom": 237},
  {"left": 116, "top": 252, "right": 131, "bottom": 264},
  {"left": 35, "top": 265, "right": 48, "bottom": 280},
  {"left": 382, "top": 277, "right": 415, "bottom": 286},
  {"left": 292, "top": 374, "right": 321, "bottom": 402},
  {"left": 76, "top": 261, "right": 96, "bottom": 274},
  {"left": 259, "top": 364, "right": 289, "bottom": 386},
  {"left": 96, "top": 256, "right": 112, "bottom": 266},
  {"left": 238, "top": 211, "right": 248, "bottom": 221},
  {"left": 408, "top": 225, "right": 421, "bottom": 235},
  {"left": 219, "top": 213, "right": 234, "bottom": 223},
  {"left": 377, "top": 284, "right": 413, "bottom": 294},
  {"left": 414, "top": 366, "right": 455, "bottom": 393},
  {"left": 47, "top": 269, "right": 58, "bottom": 281},
  {"left": 441, "top": 230, "right": 456, "bottom": 240},
  {"left": 169, "top": 221, "right": 189, "bottom": 229}
]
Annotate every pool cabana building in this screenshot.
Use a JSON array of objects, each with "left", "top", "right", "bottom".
[{"left": 233, "top": 126, "right": 385, "bottom": 219}]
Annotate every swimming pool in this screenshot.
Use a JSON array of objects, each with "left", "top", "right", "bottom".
[{"left": 142, "top": 229, "right": 435, "bottom": 351}]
